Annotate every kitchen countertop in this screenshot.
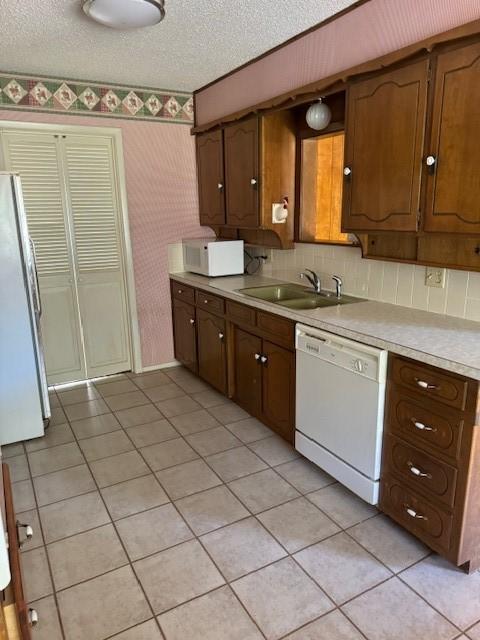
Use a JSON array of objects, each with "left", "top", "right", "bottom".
[{"left": 170, "top": 271, "right": 480, "bottom": 381}]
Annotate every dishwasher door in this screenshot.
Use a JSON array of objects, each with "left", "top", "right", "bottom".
[{"left": 295, "top": 324, "right": 387, "bottom": 504}]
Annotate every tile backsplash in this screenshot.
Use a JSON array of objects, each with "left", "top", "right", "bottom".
[{"left": 168, "top": 241, "right": 480, "bottom": 322}]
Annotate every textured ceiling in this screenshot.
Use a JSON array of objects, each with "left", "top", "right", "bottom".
[{"left": 1, "top": 0, "right": 359, "bottom": 91}]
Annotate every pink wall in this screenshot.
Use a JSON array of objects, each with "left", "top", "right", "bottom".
[
  {"left": 0, "top": 109, "right": 205, "bottom": 367},
  {"left": 195, "top": 0, "right": 480, "bottom": 125}
]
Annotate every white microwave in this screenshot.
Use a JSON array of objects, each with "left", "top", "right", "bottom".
[{"left": 183, "top": 239, "right": 244, "bottom": 277}]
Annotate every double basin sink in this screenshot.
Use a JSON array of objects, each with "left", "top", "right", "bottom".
[{"left": 237, "top": 283, "right": 363, "bottom": 310}]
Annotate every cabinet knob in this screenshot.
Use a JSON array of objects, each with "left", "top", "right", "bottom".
[
  {"left": 407, "top": 462, "right": 431, "bottom": 479},
  {"left": 426, "top": 155, "right": 436, "bottom": 175},
  {"left": 254, "top": 353, "right": 261, "bottom": 361},
  {"left": 28, "top": 609, "right": 39, "bottom": 627},
  {"left": 189, "top": 318, "right": 195, "bottom": 325},
  {"left": 343, "top": 166, "right": 352, "bottom": 177},
  {"left": 260, "top": 355, "right": 268, "bottom": 364},
  {"left": 405, "top": 506, "right": 427, "bottom": 521},
  {"left": 218, "top": 332, "right": 224, "bottom": 340},
  {"left": 178, "top": 289, "right": 183, "bottom": 294},
  {"left": 250, "top": 178, "right": 257, "bottom": 186},
  {"left": 411, "top": 418, "right": 436, "bottom": 433},
  {"left": 217, "top": 183, "right": 223, "bottom": 190},
  {"left": 414, "top": 378, "right": 438, "bottom": 390},
  {"left": 204, "top": 299, "right": 208, "bottom": 304}
]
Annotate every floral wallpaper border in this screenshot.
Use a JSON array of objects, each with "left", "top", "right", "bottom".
[{"left": 0, "top": 73, "right": 193, "bottom": 124}]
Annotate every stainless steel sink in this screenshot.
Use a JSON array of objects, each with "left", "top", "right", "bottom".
[{"left": 237, "top": 284, "right": 363, "bottom": 310}]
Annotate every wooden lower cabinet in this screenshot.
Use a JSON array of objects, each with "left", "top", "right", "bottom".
[
  {"left": 172, "top": 298, "right": 197, "bottom": 373},
  {"left": 196, "top": 309, "right": 227, "bottom": 394},
  {"left": 262, "top": 341, "right": 295, "bottom": 442},
  {"left": 233, "top": 328, "right": 295, "bottom": 443},
  {"left": 171, "top": 279, "right": 296, "bottom": 443},
  {"left": 379, "top": 354, "right": 480, "bottom": 572},
  {"left": 233, "top": 328, "right": 262, "bottom": 418}
]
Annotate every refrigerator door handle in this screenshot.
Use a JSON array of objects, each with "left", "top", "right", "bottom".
[{"left": 29, "top": 237, "right": 42, "bottom": 317}]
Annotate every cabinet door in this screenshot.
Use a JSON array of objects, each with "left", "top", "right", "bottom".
[
  {"left": 196, "top": 130, "right": 225, "bottom": 226},
  {"left": 261, "top": 341, "right": 295, "bottom": 442},
  {"left": 424, "top": 42, "right": 480, "bottom": 234},
  {"left": 224, "top": 117, "right": 259, "bottom": 228},
  {"left": 172, "top": 298, "right": 197, "bottom": 372},
  {"left": 342, "top": 60, "right": 429, "bottom": 232},
  {"left": 196, "top": 309, "right": 227, "bottom": 394},
  {"left": 233, "top": 327, "right": 262, "bottom": 417}
]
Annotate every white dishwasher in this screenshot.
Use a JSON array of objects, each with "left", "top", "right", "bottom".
[{"left": 295, "top": 324, "right": 388, "bottom": 504}]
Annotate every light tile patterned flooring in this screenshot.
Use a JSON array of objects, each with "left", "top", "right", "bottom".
[{"left": 4, "top": 366, "right": 480, "bottom": 640}]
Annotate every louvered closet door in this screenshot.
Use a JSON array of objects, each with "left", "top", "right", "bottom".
[
  {"left": 1, "top": 131, "right": 86, "bottom": 383},
  {"left": 61, "top": 135, "right": 131, "bottom": 378}
]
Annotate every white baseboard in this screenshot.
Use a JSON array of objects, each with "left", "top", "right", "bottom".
[{"left": 136, "top": 360, "right": 181, "bottom": 374}]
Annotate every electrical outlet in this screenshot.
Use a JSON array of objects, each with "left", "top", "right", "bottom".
[{"left": 425, "top": 266, "right": 446, "bottom": 288}]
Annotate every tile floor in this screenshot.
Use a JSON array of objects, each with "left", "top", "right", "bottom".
[{"left": 4, "top": 366, "right": 480, "bottom": 640}]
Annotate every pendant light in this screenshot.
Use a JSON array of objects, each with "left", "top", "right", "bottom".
[
  {"left": 306, "top": 98, "right": 332, "bottom": 131},
  {"left": 83, "top": 0, "right": 165, "bottom": 29}
]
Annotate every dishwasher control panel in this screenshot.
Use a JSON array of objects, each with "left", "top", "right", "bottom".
[{"left": 296, "top": 324, "right": 387, "bottom": 383}]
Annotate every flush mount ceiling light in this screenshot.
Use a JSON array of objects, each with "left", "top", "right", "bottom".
[
  {"left": 83, "top": 0, "right": 165, "bottom": 29},
  {"left": 306, "top": 98, "right": 332, "bottom": 131}
]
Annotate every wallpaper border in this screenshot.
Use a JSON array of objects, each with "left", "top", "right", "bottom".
[{"left": 0, "top": 72, "right": 193, "bottom": 124}]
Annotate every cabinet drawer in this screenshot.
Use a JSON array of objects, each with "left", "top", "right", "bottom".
[
  {"left": 390, "top": 356, "right": 469, "bottom": 411},
  {"left": 383, "top": 434, "right": 458, "bottom": 507},
  {"left": 171, "top": 281, "right": 195, "bottom": 304},
  {"left": 226, "top": 300, "right": 256, "bottom": 327},
  {"left": 256, "top": 311, "right": 294, "bottom": 349},
  {"left": 195, "top": 290, "right": 225, "bottom": 315},
  {"left": 386, "top": 388, "right": 464, "bottom": 461},
  {"left": 380, "top": 473, "right": 453, "bottom": 554}
]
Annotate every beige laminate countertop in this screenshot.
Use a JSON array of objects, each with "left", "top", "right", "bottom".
[{"left": 170, "top": 271, "right": 480, "bottom": 381}]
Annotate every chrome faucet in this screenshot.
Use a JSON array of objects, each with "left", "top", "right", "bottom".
[
  {"left": 300, "top": 269, "right": 322, "bottom": 294},
  {"left": 332, "top": 275, "right": 343, "bottom": 298}
]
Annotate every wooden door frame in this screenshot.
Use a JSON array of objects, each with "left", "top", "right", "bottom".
[{"left": 0, "top": 120, "right": 142, "bottom": 374}]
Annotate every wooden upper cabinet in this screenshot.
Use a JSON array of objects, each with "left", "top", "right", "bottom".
[
  {"left": 196, "top": 130, "right": 225, "bottom": 226},
  {"left": 224, "top": 117, "right": 259, "bottom": 228},
  {"left": 424, "top": 42, "right": 480, "bottom": 234},
  {"left": 342, "top": 60, "right": 429, "bottom": 232}
]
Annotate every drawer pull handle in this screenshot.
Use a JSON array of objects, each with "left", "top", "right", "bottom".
[
  {"left": 407, "top": 462, "right": 432, "bottom": 479},
  {"left": 411, "top": 419, "right": 436, "bottom": 433},
  {"left": 189, "top": 318, "right": 195, "bottom": 325},
  {"left": 17, "top": 521, "right": 33, "bottom": 548},
  {"left": 405, "top": 506, "right": 427, "bottom": 521},
  {"left": 415, "top": 378, "right": 438, "bottom": 390},
  {"left": 28, "top": 608, "right": 39, "bottom": 627},
  {"left": 218, "top": 332, "right": 224, "bottom": 340}
]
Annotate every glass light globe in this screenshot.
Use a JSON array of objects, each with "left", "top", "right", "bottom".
[
  {"left": 306, "top": 98, "right": 332, "bottom": 131},
  {"left": 83, "top": 0, "right": 165, "bottom": 29}
]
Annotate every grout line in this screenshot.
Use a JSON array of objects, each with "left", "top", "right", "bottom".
[{"left": 17, "top": 368, "right": 479, "bottom": 639}]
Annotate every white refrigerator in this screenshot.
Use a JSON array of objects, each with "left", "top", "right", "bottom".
[{"left": 0, "top": 172, "right": 50, "bottom": 445}]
